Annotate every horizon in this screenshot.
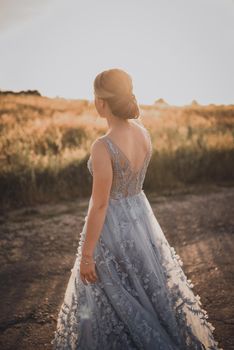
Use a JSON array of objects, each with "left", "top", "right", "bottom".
[{"left": 1, "top": 88, "right": 233, "bottom": 107}]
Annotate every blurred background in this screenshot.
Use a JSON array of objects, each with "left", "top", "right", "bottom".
[{"left": 0, "top": 0, "right": 233, "bottom": 209}]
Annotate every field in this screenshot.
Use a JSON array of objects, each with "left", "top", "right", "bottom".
[
  {"left": 0, "top": 93, "right": 234, "bottom": 349},
  {"left": 0, "top": 93, "right": 233, "bottom": 210}
]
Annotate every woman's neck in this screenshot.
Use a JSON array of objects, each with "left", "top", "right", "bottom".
[{"left": 106, "top": 115, "right": 131, "bottom": 131}]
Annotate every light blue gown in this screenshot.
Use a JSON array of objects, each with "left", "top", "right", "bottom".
[{"left": 51, "top": 127, "right": 221, "bottom": 350}]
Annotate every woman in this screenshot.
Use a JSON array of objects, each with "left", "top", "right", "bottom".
[{"left": 51, "top": 68, "right": 221, "bottom": 349}]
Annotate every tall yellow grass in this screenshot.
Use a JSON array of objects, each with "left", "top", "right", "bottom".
[{"left": 0, "top": 94, "right": 233, "bottom": 209}]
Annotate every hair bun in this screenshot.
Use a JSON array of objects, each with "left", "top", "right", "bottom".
[{"left": 94, "top": 68, "right": 140, "bottom": 119}]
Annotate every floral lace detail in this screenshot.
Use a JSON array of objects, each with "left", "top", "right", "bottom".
[
  {"left": 148, "top": 223, "right": 222, "bottom": 350},
  {"left": 87, "top": 127, "right": 152, "bottom": 200},
  {"left": 52, "top": 193, "right": 221, "bottom": 349},
  {"left": 52, "top": 129, "right": 222, "bottom": 350}
]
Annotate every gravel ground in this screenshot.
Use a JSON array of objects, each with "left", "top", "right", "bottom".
[{"left": 0, "top": 184, "right": 233, "bottom": 350}]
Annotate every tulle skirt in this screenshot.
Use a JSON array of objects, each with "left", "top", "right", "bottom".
[{"left": 51, "top": 190, "right": 221, "bottom": 350}]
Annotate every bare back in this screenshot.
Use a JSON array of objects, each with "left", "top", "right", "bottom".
[
  {"left": 103, "top": 120, "right": 150, "bottom": 174},
  {"left": 87, "top": 120, "right": 152, "bottom": 199}
]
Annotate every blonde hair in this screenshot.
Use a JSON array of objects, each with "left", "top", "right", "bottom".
[{"left": 94, "top": 68, "right": 140, "bottom": 120}]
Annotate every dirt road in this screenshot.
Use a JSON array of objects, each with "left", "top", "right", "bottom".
[{"left": 0, "top": 184, "right": 233, "bottom": 350}]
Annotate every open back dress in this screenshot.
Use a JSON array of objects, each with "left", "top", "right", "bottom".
[{"left": 51, "top": 124, "right": 221, "bottom": 350}]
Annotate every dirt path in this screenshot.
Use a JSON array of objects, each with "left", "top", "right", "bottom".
[{"left": 0, "top": 184, "right": 233, "bottom": 350}]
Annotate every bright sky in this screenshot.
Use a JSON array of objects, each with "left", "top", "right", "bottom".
[{"left": 0, "top": 0, "right": 233, "bottom": 105}]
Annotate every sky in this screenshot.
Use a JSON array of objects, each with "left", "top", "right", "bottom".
[{"left": 0, "top": 0, "right": 233, "bottom": 106}]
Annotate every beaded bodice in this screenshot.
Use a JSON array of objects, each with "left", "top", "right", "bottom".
[{"left": 87, "top": 127, "right": 152, "bottom": 200}]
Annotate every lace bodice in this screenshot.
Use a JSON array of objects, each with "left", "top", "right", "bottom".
[{"left": 87, "top": 127, "right": 152, "bottom": 200}]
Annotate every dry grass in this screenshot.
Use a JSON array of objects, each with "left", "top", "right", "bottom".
[{"left": 0, "top": 94, "right": 233, "bottom": 210}]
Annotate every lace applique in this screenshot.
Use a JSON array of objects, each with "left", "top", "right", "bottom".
[
  {"left": 90, "top": 234, "right": 218, "bottom": 349},
  {"left": 87, "top": 127, "right": 152, "bottom": 200},
  {"left": 92, "top": 237, "right": 176, "bottom": 349},
  {"left": 149, "top": 236, "right": 221, "bottom": 349},
  {"left": 52, "top": 195, "right": 221, "bottom": 350}
]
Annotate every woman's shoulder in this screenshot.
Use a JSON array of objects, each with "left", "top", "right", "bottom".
[
  {"left": 130, "top": 119, "right": 151, "bottom": 139},
  {"left": 92, "top": 118, "right": 149, "bottom": 146},
  {"left": 130, "top": 118, "right": 148, "bottom": 132},
  {"left": 87, "top": 133, "right": 112, "bottom": 163}
]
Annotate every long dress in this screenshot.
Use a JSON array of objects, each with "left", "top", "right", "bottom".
[{"left": 51, "top": 126, "right": 221, "bottom": 350}]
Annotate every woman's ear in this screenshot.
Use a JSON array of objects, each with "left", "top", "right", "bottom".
[
  {"left": 100, "top": 98, "right": 105, "bottom": 107},
  {"left": 95, "top": 96, "right": 102, "bottom": 108}
]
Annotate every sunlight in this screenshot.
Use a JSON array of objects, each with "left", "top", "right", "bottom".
[{"left": 0, "top": 0, "right": 233, "bottom": 105}]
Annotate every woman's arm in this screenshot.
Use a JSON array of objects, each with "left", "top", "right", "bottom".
[{"left": 81, "top": 138, "right": 113, "bottom": 257}]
